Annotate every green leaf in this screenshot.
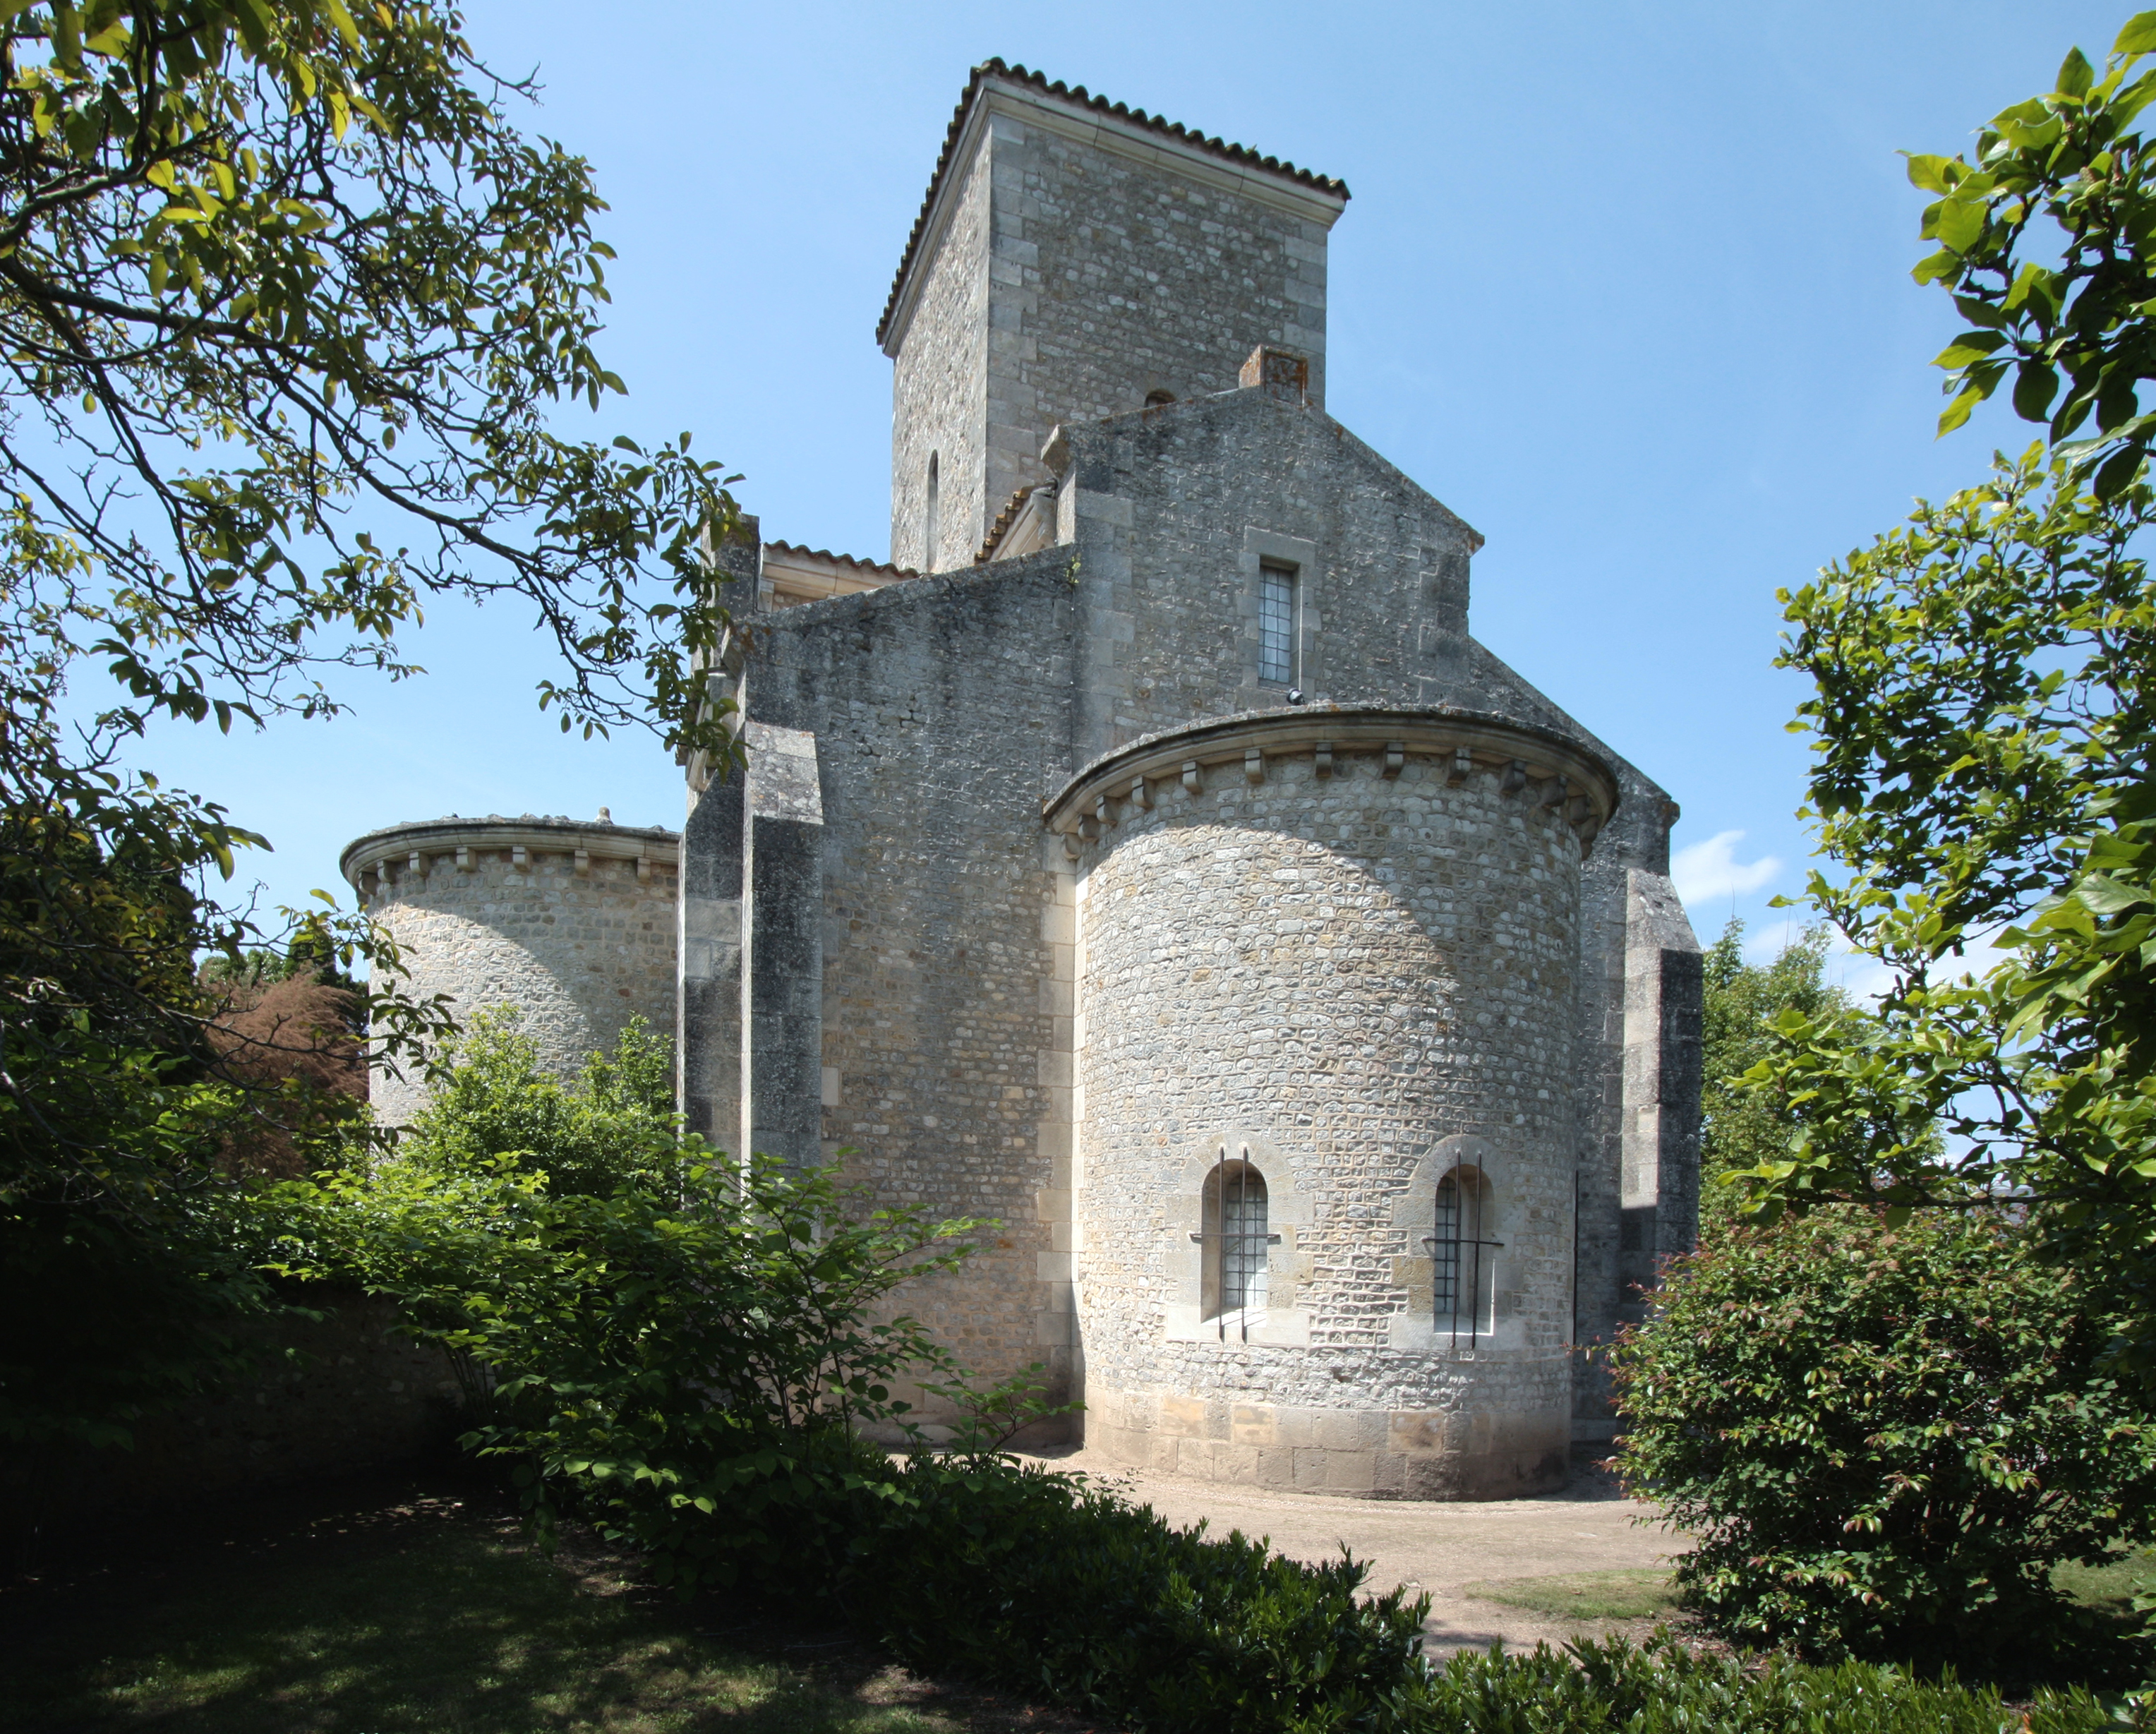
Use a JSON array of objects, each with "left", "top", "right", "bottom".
[
  {"left": 1905, "top": 153, "right": 1957, "bottom": 193},
  {"left": 1931, "top": 196, "right": 1987, "bottom": 255},
  {"left": 1933, "top": 330, "right": 2007, "bottom": 368},
  {"left": 2096, "top": 444, "right": 2146, "bottom": 498},
  {"left": 2059, "top": 45, "right": 2096, "bottom": 99},
  {"left": 2013, "top": 361, "right": 2059, "bottom": 421},
  {"left": 2116, "top": 11, "right": 2156, "bottom": 58},
  {"left": 2075, "top": 873, "right": 2149, "bottom": 914}
]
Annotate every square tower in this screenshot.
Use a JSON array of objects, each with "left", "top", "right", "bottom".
[{"left": 879, "top": 61, "right": 1349, "bottom": 573}]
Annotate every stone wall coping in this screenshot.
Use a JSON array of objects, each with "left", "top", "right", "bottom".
[
  {"left": 339, "top": 816, "right": 680, "bottom": 887},
  {"left": 1042, "top": 706, "right": 1621, "bottom": 847}
]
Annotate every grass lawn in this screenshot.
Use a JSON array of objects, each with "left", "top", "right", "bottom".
[
  {"left": 0, "top": 1470, "right": 1079, "bottom": 1734},
  {"left": 1457, "top": 1569, "right": 1682, "bottom": 1623},
  {"left": 2054, "top": 1550, "right": 2156, "bottom": 1618},
  {"left": 1461, "top": 1553, "right": 2156, "bottom": 1630}
]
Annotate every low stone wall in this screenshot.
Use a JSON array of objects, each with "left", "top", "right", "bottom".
[{"left": 13, "top": 1294, "right": 463, "bottom": 1532}]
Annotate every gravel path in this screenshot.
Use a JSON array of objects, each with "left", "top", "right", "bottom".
[{"left": 1016, "top": 1446, "right": 1692, "bottom": 1656}]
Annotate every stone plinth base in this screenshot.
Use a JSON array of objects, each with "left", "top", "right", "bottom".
[{"left": 1084, "top": 1385, "right": 1570, "bottom": 1501}]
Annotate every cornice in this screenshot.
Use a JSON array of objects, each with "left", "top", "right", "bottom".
[
  {"left": 340, "top": 816, "right": 679, "bottom": 891},
  {"left": 1042, "top": 706, "right": 1619, "bottom": 854}
]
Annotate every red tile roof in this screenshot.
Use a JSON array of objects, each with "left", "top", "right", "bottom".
[
  {"left": 763, "top": 540, "right": 918, "bottom": 580},
  {"left": 876, "top": 59, "right": 1350, "bottom": 349}
]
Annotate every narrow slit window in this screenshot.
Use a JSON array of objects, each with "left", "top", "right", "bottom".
[
  {"left": 1222, "top": 1177, "right": 1269, "bottom": 1312},
  {"left": 1258, "top": 562, "right": 1296, "bottom": 685},
  {"left": 1433, "top": 1175, "right": 1462, "bottom": 1313},
  {"left": 923, "top": 452, "right": 940, "bottom": 573}
]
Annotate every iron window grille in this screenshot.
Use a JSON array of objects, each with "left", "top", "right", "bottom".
[
  {"left": 1190, "top": 1144, "right": 1279, "bottom": 1342},
  {"left": 1426, "top": 1167, "right": 1502, "bottom": 1347}
]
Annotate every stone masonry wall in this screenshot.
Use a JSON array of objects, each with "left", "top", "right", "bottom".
[
  {"left": 1073, "top": 738, "right": 1585, "bottom": 1497},
  {"left": 976, "top": 109, "right": 1335, "bottom": 535},
  {"left": 891, "top": 147, "right": 991, "bottom": 574},
  {"left": 358, "top": 834, "right": 677, "bottom": 1123},
  {"left": 747, "top": 548, "right": 1083, "bottom": 1411},
  {"left": 1450, "top": 641, "right": 1703, "bottom": 1438},
  {"left": 15, "top": 1294, "right": 462, "bottom": 1531},
  {"left": 889, "top": 87, "right": 1339, "bottom": 573}
]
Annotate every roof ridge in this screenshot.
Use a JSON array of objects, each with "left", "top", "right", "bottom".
[
  {"left": 876, "top": 59, "right": 1349, "bottom": 349},
  {"left": 764, "top": 538, "right": 918, "bottom": 579}
]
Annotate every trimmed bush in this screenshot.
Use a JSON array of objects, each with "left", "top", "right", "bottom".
[
  {"left": 1608, "top": 1205, "right": 2156, "bottom": 1675},
  {"left": 828, "top": 1452, "right": 1425, "bottom": 1734},
  {"left": 1412, "top": 1637, "right": 2119, "bottom": 1733},
  {"left": 736, "top": 1448, "right": 2131, "bottom": 1734}
]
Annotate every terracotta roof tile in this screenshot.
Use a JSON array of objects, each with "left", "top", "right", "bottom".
[
  {"left": 877, "top": 59, "right": 1349, "bottom": 349},
  {"left": 763, "top": 539, "right": 918, "bottom": 580},
  {"left": 973, "top": 483, "right": 1042, "bottom": 565}
]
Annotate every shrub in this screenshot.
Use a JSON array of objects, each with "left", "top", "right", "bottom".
[
  {"left": 268, "top": 1096, "right": 991, "bottom": 1594},
  {"left": 397, "top": 1008, "right": 677, "bottom": 1199},
  {"left": 825, "top": 1452, "right": 1427, "bottom": 1734},
  {"left": 1409, "top": 1637, "right": 2122, "bottom": 1733},
  {"left": 1608, "top": 1205, "right": 2156, "bottom": 1675}
]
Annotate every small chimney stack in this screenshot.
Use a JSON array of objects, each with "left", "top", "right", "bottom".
[{"left": 1239, "top": 344, "right": 1309, "bottom": 404}]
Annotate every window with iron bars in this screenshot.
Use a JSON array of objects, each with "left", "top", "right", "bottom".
[
  {"left": 1193, "top": 1148, "right": 1277, "bottom": 1341},
  {"left": 1429, "top": 1166, "right": 1501, "bottom": 1346}
]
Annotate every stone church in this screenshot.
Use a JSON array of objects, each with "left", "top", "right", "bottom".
[{"left": 340, "top": 60, "right": 1702, "bottom": 1499}]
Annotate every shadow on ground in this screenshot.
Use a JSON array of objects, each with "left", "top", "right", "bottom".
[{"left": 0, "top": 1466, "right": 1091, "bottom": 1734}]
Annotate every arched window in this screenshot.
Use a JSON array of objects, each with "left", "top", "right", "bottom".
[
  {"left": 1432, "top": 1165, "right": 1500, "bottom": 1344},
  {"left": 1144, "top": 387, "right": 1176, "bottom": 407},
  {"left": 1201, "top": 1148, "right": 1271, "bottom": 1338},
  {"left": 923, "top": 451, "right": 940, "bottom": 573}
]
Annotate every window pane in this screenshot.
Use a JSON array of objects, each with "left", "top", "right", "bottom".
[
  {"left": 1221, "top": 1188, "right": 1270, "bottom": 1311},
  {"left": 1259, "top": 565, "right": 1294, "bottom": 685}
]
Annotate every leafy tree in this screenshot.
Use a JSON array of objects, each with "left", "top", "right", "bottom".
[
  {"left": 0, "top": 1, "right": 741, "bottom": 1448},
  {"left": 1697, "top": 921, "right": 1853, "bottom": 1227},
  {"left": 1912, "top": 13, "right": 2156, "bottom": 493},
  {"left": 1611, "top": 1207, "right": 2156, "bottom": 1679},
  {"left": 1733, "top": 16, "right": 2156, "bottom": 1375},
  {"left": 1741, "top": 436, "right": 2156, "bottom": 1347}
]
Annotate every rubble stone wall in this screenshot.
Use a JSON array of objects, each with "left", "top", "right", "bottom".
[
  {"left": 347, "top": 821, "right": 678, "bottom": 1123},
  {"left": 1071, "top": 731, "right": 1590, "bottom": 1497}
]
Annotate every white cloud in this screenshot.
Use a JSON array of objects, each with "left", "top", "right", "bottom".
[
  {"left": 1671, "top": 830, "right": 1781, "bottom": 908},
  {"left": 1820, "top": 925, "right": 2016, "bottom": 1006}
]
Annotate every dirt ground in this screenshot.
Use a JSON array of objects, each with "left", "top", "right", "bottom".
[{"left": 1015, "top": 1445, "right": 1691, "bottom": 1656}]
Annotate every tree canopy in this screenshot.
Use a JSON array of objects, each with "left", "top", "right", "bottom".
[
  {"left": 1696, "top": 922, "right": 1857, "bottom": 1228},
  {"left": 1733, "top": 13, "right": 2156, "bottom": 1371},
  {"left": 0, "top": 1, "right": 740, "bottom": 1447},
  {"left": 1915, "top": 13, "right": 2156, "bottom": 492}
]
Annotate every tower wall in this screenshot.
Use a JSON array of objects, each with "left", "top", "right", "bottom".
[
  {"left": 341, "top": 817, "right": 679, "bottom": 1123},
  {"left": 886, "top": 66, "right": 1346, "bottom": 574},
  {"left": 1055, "top": 714, "right": 1612, "bottom": 1498}
]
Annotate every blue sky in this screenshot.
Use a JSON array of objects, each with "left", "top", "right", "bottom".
[{"left": 114, "top": 0, "right": 2129, "bottom": 975}]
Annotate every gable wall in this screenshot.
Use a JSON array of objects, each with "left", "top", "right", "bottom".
[{"left": 1053, "top": 391, "right": 1478, "bottom": 764}]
